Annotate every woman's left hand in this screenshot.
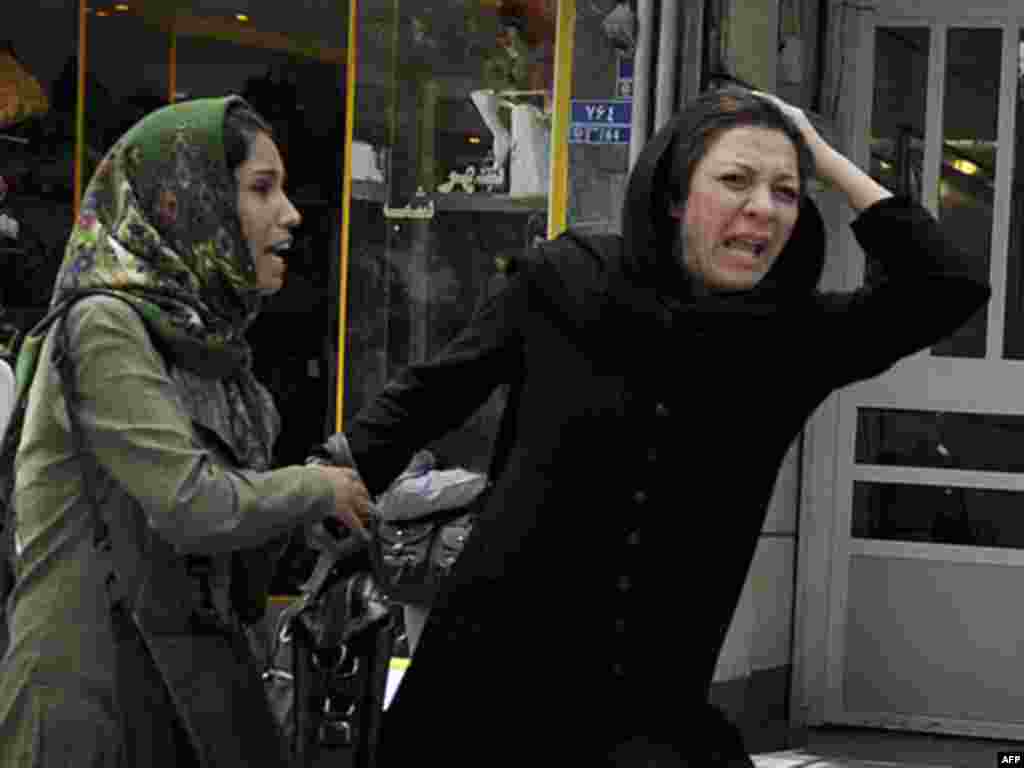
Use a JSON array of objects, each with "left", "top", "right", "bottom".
[
  {"left": 752, "top": 89, "right": 893, "bottom": 211},
  {"left": 752, "top": 90, "right": 826, "bottom": 156}
]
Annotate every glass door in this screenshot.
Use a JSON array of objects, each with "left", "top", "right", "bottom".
[
  {"left": 0, "top": 0, "right": 81, "bottom": 341},
  {"left": 822, "top": 18, "right": 1024, "bottom": 739}
]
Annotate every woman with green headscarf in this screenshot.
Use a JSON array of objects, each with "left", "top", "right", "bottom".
[{"left": 0, "top": 96, "right": 372, "bottom": 767}]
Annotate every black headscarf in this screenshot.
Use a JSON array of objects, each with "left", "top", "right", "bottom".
[{"left": 618, "top": 87, "right": 826, "bottom": 311}]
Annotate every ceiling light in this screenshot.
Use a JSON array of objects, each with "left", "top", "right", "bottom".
[
  {"left": 951, "top": 158, "right": 979, "bottom": 176},
  {"left": 236, "top": 13, "right": 250, "bottom": 22},
  {"left": 468, "top": 136, "right": 481, "bottom": 144},
  {"left": 114, "top": 3, "right": 129, "bottom": 10}
]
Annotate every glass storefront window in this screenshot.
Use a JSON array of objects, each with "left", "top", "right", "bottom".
[
  {"left": 932, "top": 27, "right": 1002, "bottom": 359},
  {"left": 853, "top": 408, "right": 1024, "bottom": 548},
  {"left": 343, "top": 0, "right": 562, "bottom": 475},
  {"left": 1003, "top": 31, "right": 1024, "bottom": 360},
  {"left": 852, "top": 481, "right": 1024, "bottom": 549},
  {"left": 85, "top": 6, "right": 170, "bottom": 153},
  {"left": 868, "top": 27, "right": 929, "bottom": 202},
  {"left": 856, "top": 408, "right": 1024, "bottom": 473},
  {"left": 1, "top": 1, "right": 80, "bottom": 342},
  {"left": 2, "top": 2, "right": 572, "bottom": 575}
]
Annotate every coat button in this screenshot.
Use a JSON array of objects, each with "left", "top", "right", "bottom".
[
  {"left": 633, "top": 490, "right": 648, "bottom": 505},
  {"left": 655, "top": 402, "right": 670, "bottom": 419},
  {"left": 618, "top": 575, "right": 631, "bottom": 592},
  {"left": 627, "top": 531, "right": 641, "bottom": 546}
]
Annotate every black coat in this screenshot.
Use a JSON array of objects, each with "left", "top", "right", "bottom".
[{"left": 345, "top": 194, "right": 989, "bottom": 765}]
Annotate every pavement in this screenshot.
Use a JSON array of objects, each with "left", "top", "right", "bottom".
[
  {"left": 755, "top": 755, "right": 956, "bottom": 768},
  {"left": 379, "top": 662, "right": 1022, "bottom": 767},
  {"left": 759, "top": 726, "right": 1024, "bottom": 768}
]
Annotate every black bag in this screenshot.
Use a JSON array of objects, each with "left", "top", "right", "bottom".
[{"left": 263, "top": 528, "right": 394, "bottom": 768}]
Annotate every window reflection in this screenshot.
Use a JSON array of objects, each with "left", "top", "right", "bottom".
[
  {"left": 0, "top": 2, "right": 78, "bottom": 339},
  {"left": 852, "top": 481, "right": 1024, "bottom": 549},
  {"left": 932, "top": 27, "right": 1001, "bottom": 359},
  {"left": 1004, "top": 32, "right": 1024, "bottom": 359},
  {"left": 85, "top": 7, "right": 169, "bottom": 154},
  {"left": 869, "top": 27, "right": 929, "bottom": 202},
  {"left": 344, "top": 1, "right": 556, "bottom": 476},
  {"left": 856, "top": 408, "right": 1024, "bottom": 473}
]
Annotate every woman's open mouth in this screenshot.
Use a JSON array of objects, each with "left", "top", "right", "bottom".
[{"left": 723, "top": 237, "right": 767, "bottom": 257}]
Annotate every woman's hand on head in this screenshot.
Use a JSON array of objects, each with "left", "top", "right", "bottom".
[
  {"left": 752, "top": 89, "right": 892, "bottom": 211},
  {"left": 752, "top": 90, "right": 826, "bottom": 154},
  {"left": 312, "top": 465, "right": 375, "bottom": 539}
]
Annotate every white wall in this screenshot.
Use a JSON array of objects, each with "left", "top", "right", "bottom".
[{"left": 714, "top": 438, "right": 800, "bottom": 684}]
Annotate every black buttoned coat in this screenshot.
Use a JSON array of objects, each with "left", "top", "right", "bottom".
[{"left": 345, "top": 194, "right": 989, "bottom": 766}]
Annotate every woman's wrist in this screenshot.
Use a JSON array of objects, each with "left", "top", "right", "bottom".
[{"left": 808, "top": 138, "right": 843, "bottom": 185}]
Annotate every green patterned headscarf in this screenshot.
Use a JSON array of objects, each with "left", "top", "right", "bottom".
[
  {"left": 4, "top": 95, "right": 279, "bottom": 481},
  {"left": 55, "top": 94, "right": 263, "bottom": 373}
]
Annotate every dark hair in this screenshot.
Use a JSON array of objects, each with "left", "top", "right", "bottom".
[
  {"left": 224, "top": 100, "right": 273, "bottom": 173},
  {"left": 668, "top": 86, "right": 816, "bottom": 206}
]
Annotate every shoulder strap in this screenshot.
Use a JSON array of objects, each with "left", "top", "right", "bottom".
[{"left": 54, "top": 299, "right": 109, "bottom": 549}]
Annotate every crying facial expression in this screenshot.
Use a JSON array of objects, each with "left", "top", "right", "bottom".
[{"left": 675, "top": 126, "right": 801, "bottom": 293}]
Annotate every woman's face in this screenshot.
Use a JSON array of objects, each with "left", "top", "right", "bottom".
[
  {"left": 677, "top": 125, "right": 801, "bottom": 293},
  {"left": 235, "top": 131, "right": 301, "bottom": 294}
]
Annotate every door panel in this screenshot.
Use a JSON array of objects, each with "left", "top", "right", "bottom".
[
  {"left": 845, "top": 556, "right": 1024, "bottom": 725},
  {"left": 816, "top": 16, "right": 1024, "bottom": 739}
]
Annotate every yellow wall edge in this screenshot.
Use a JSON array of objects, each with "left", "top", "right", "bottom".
[{"left": 547, "top": 0, "right": 576, "bottom": 240}]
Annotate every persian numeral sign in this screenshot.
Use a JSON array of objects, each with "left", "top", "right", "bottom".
[{"left": 569, "top": 99, "right": 633, "bottom": 145}]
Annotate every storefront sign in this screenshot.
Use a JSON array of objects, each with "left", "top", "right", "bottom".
[{"left": 569, "top": 99, "right": 632, "bottom": 145}]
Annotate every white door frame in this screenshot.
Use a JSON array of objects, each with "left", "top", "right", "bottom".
[{"left": 793, "top": 0, "right": 1024, "bottom": 737}]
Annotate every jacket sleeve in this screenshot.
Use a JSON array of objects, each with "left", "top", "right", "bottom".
[
  {"left": 342, "top": 273, "right": 527, "bottom": 497},
  {"left": 66, "top": 296, "right": 336, "bottom": 556},
  {"left": 816, "top": 195, "right": 991, "bottom": 388}
]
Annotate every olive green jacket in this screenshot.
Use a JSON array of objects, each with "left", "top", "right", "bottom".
[{"left": 0, "top": 295, "right": 335, "bottom": 766}]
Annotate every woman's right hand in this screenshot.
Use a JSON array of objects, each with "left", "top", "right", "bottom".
[{"left": 312, "top": 465, "right": 374, "bottom": 538}]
